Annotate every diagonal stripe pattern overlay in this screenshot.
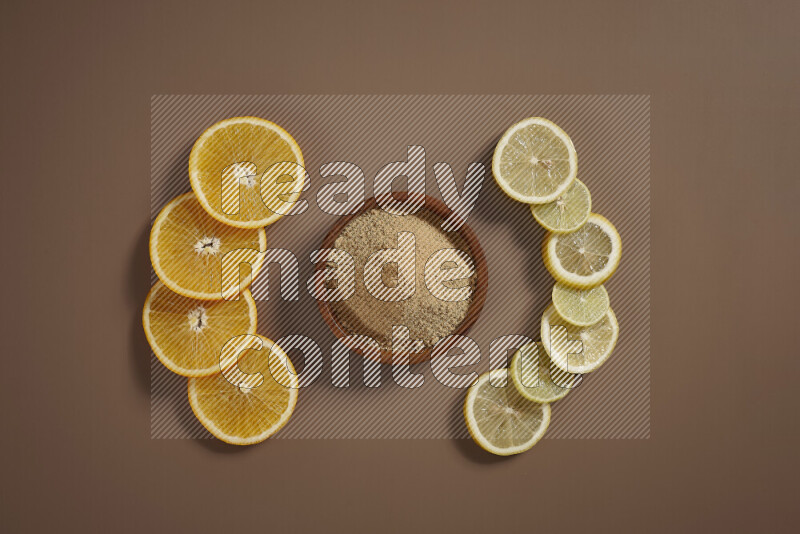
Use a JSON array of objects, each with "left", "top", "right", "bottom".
[{"left": 149, "top": 95, "right": 650, "bottom": 440}]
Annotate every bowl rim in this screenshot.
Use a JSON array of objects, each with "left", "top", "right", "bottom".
[{"left": 315, "top": 192, "right": 488, "bottom": 365}]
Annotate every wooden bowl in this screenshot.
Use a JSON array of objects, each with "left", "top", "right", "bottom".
[{"left": 316, "top": 193, "right": 488, "bottom": 365}]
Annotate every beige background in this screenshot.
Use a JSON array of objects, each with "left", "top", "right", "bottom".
[{"left": 1, "top": 1, "right": 798, "bottom": 532}]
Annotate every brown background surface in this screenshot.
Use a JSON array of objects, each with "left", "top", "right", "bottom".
[
  {"left": 1, "top": 1, "right": 798, "bottom": 532},
  {"left": 149, "top": 94, "right": 651, "bottom": 440}
]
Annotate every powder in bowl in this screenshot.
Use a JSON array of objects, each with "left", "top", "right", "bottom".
[{"left": 329, "top": 207, "right": 476, "bottom": 352}]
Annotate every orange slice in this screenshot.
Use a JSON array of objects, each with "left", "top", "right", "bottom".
[
  {"left": 189, "top": 116, "right": 305, "bottom": 228},
  {"left": 149, "top": 192, "right": 267, "bottom": 300},
  {"left": 143, "top": 281, "right": 257, "bottom": 377},
  {"left": 188, "top": 335, "right": 298, "bottom": 445}
]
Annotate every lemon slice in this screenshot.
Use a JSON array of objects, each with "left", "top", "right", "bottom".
[
  {"left": 542, "top": 213, "right": 621, "bottom": 289},
  {"left": 531, "top": 179, "right": 591, "bottom": 233},
  {"left": 541, "top": 303, "right": 619, "bottom": 374},
  {"left": 492, "top": 117, "right": 578, "bottom": 204},
  {"left": 188, "top": 335, "right": 298, "bottom": 445},
  {"left": 189, "top": 116, "right": 305, "bottom": 228},
  {"left": 551, "top": 282, "right": 610, "bottom": 327},
  {"left": 150, "top": 193, "right": 267, "bottom": 300},
  {"left": 464, "top": 369, "right": 550, "bottom": 456},
  {"left": 143, "top": 282, "right": 257, "bottom": 377},
  {"left": 510, "top": 342, "right": 582, "bottom": 403}
]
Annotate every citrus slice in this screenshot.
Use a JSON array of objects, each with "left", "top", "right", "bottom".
[
  {"left": 541, "top": 303, "right": 619, "bottom": 374},
  {"left": 492, "top": 117, "right": 578, "bottom": 204},
  {"left": 189, "top": 116, "right": 305, "bottom": 228},
  {"left": 542, "top": 213, "right": 621, "bottom": 289},
  {"left": 143, "top": 281, "right": 257, "bottom": 377},
  {"left": 188, "top": 335, "right": 298, "bottom": 445},
  {"left": 464, "top": 369, "right": 550, "bottom": 456},
  {"left": 510, "top": 342, "right": 582, "bottom": 403},
  {"left": 150, "top": 192, "right": 267, "bottom": 300},
  {"left": 551, "top": 282, "right": 610, "bottom": 327},
  {"left": 531, "top": 179, "right": 591, "bottom": 233}
]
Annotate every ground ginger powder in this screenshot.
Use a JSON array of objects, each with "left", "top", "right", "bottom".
[{"left": 330, "top": 208, "right": 475, "bottom": 351}]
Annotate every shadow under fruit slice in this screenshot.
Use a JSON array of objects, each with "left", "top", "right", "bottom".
[
  {"left": 189, "top": 116, "right": 305, "bottom": 229},
  {"left": 464, "top": 369, "right": 550, "bottom": 456},
  {"left": 143, "top": 281, "right": 257, "bottom": 377},
  {"left": 188, "top": 335, "right": 298, "bottom": 445},
  {"left": 149, "top": 192, "right": 267, "bottom": 300}
]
